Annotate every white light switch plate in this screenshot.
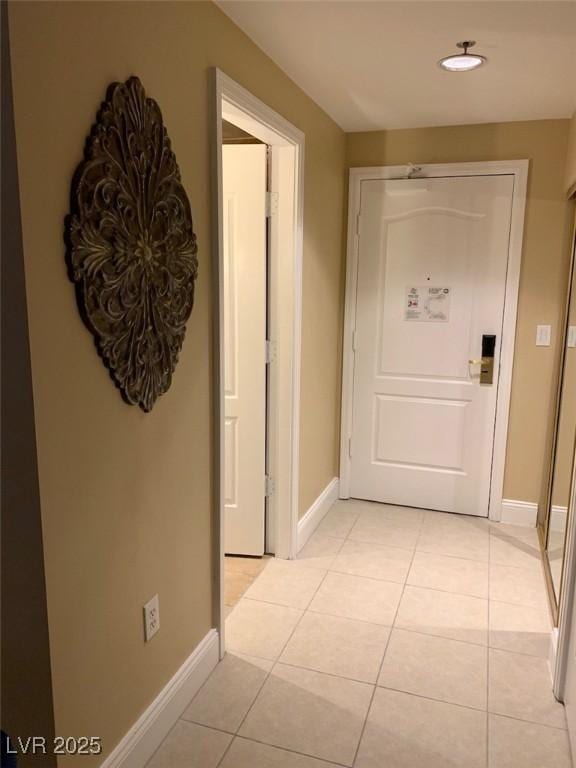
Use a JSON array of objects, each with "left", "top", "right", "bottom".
[
  {"left": 568, "top": 326, "right": 576, "bottom": 348},
  {"left": 536, "top": 325, "right": 551, "bottom": 346},
  {"left": 144, "top": 594, "right": 160, "bottom": 642}
]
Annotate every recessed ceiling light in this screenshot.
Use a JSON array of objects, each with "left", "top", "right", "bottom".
[{"left": 439, "top": 41, "right": 487, "bottom": 72}]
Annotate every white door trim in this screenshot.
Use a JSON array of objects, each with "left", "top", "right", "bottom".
[
  {"left": 297, "top": 477, "right": 340, "bottom": 553},
  {"left": 212, "top": 69, "right": 304, "bottom": 656},
  {"left": 340, "top": 161, "right": 529, "bottom": 521},
  {"left": 554, "top": 435, "right": 576, "bottom": 699}
]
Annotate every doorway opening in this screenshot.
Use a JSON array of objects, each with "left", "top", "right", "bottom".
[
  {"left": 212, "top": 70, "right": 305, "bottom": 655},
  {"left": 221, "top": 127, "right": 271, "bottom": 611}
]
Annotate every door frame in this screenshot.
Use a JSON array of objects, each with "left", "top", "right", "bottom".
[
  {"left": 212, "top": 69, "right": 305, "bottom": 656},
  {"left": 553, "top": 432, "right": 576, "bottom": 700},
  {"left": 553, "top": 202, "right": 576, "bottom": 700},
  {"left": 339, "top": 161, "right": 529, "bottom": 520}
]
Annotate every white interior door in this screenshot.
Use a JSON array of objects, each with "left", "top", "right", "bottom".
[
  {"left": 350, "top": 175, "right": 514, "bottom": 516},
  {"left": 223, "top": 144, "right": 267, "bottom": 555}
]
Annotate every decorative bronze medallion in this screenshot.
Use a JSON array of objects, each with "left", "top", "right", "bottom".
[{"left": 65, "top": 76, "right": 198, "bottom": 411}]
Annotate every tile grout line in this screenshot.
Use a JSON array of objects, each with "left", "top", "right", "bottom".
[
  {"left": 183, "top": 687, "right": 570, "bottom": 744},
  {"left": 215, "top": 506, "right": 554, "bottom": 768},
  {"left": 241, "top": 581, "right": 546, "bottom": 611},
  {"left": 235, "top": 587, "right": 547, "bottom": 652},
  {"left": 350, "top": 513, "right": 425, "bottom": 767},
  {"left": 481, "top": 710, "right": 569, "bottom": 733},
  {"left": 174, "top": 506, "right": 559, "bottom": 768},
  {"left": 217, "top": 733, "right": 350, "bottom": 767},
  {"left": 214, "top": 509, "right": 351, "bottom": 768},
  {"left": 212, "top": 607, "right": 307, "bottom": 766},
  {"left": 244, "top": 562, "right": 489, "bottom": 597},
  {"left": 230, "top": 602, "right": 492, "bottom": 649},
  {"left": 236, "top": 647, "right": 567, "bottom": 726}
]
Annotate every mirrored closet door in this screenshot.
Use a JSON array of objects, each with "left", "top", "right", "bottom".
[{"left": 544, "top": 214, "right": 576, "bottom": 620}]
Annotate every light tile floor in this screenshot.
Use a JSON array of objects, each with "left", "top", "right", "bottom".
[
  {"left": 224, "top": 555, "right": 271, "bottom": 611},
  {"left": 148, "top": 500, "right": 573, "bottom": 768}
]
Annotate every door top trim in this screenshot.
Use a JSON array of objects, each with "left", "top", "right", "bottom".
[{"left": 351, "top": 160, "right": 529, "bottom": 181}]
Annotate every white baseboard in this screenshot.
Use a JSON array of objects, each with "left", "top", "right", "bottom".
[
  {"left": 101, "top": 629, "right": 219, "bottom": 768},
  {"left": 549, "top": 627, "right": 559, "bottom": 685},
  {"left": 551, "top": 505, "right": 568, "bottom": 533},
  {"left": 297, "top": 477, "right": 339, "bottom": 552},
  {"left": 500, "top": 499, "right": 538, "bottom": 527}
]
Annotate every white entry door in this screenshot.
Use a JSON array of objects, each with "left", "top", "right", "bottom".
[
  {"left": 350, "top": 175, "right": 515, "bottom": 516},
  {"left": 223, "top": 144, "right": 267, "bottom": 555}
]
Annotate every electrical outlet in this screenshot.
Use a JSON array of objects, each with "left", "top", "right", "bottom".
[{"left": 143, "top": 594, "right": 160, "bottom": 642}]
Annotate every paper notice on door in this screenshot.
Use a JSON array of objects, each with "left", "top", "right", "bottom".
[{"left": 405, "top": 286, "right": 451, "bottom": 322}]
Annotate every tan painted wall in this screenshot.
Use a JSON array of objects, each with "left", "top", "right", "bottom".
[
  {"left": 8, "top": 1, "right": 345, "bottom": 762},
  {"left": 567, "top": 112, "right": 576, "bottom": 196},
  {"left": 347, "top": 120, "right": 573, "bottom": 510}
]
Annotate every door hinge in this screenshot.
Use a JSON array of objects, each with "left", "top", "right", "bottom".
[
  {"left": 348, "top": 437, "right": 353, "bottom": 458},
  {"left": 355, "top": 212, "right": 361, "bottom": 235},
  {"left": 352, "top": 329, "right": 357, "bottom": 352},
  {"left": 265, "top": 339, "right": 277, "bottom": 364},
  {"left": 265, "top": 475, "right": 276, "bottom": 497},
  {"left": 266, "top": 191, "right": 279, "bottom": 218}
]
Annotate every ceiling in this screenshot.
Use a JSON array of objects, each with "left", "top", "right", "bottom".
[{"left": 217, "top": 0, "right": 576, "bottom": 131}]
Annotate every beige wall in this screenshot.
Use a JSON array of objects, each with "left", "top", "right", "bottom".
[
  {"left": 347, "top": 120, "right": 573, "bottom": 510},
  {"left": 567, "top": 111, "right": 576, "bottom": 196},
  {"left": 8, "top": 1, "right": 345, "bottom": 763}
]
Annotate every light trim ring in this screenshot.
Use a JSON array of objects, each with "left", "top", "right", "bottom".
[{"left": 439, "top": 41, "right": 487, "bottom": 72}]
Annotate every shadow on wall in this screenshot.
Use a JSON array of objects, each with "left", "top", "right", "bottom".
[{"left": 1, "top": 5, "right": 56, "bottom": 764}]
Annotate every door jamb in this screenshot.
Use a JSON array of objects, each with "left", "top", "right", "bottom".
[
  {"left": 211, "top": 69, "right": 305, "bottom": 657},
  {"left": 339, "top": 161, "right": 529, "bottom": 521},
  {"left": 554, "top": 433, "right": 576, "bottom": 700}
]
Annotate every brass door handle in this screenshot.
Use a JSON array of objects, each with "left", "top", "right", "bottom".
[{"left": 470, "top": 335, "right": 497, "bottom": 384}]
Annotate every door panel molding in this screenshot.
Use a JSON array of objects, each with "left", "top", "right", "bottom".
[
  {"left": 340, "top": 161, "right": 529, "bottom": 520},
  {"left": 222, "top": 145, "right": 267, "bottom": 556}
]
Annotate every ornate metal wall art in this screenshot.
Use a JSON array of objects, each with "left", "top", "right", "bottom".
[{"left": 65, "top": 76, "right": 198, "bottom": 412}]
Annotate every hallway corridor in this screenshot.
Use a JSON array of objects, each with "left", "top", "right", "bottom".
[{"left": 148, "top": 501, "right": 571, "bottom": 767}]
